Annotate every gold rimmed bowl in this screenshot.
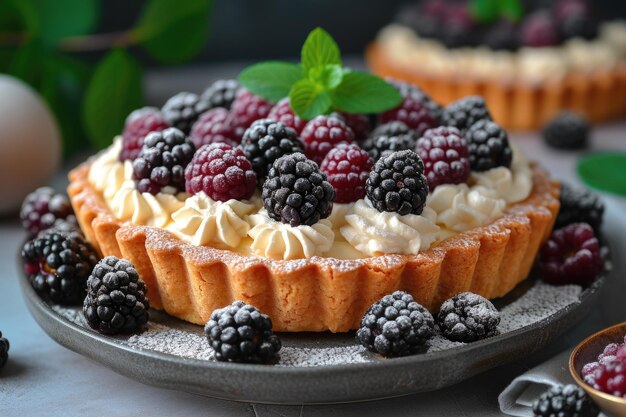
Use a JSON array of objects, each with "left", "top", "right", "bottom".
[{"left": 570, "top": 322, "right": 626, "bottom": 417}]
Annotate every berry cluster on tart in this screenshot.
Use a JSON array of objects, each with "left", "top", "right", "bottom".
[{"left": 367, "top": 0, "right": 626, "bottom": 130}]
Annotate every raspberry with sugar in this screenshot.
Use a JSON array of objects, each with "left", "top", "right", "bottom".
[
  {"left": 230, "top": 89, "right": 273, "bottom": 130},
  {"left": 267, "top": 98, "right": 306, "bottom": 135},
  {"left": 416, "top": 126, "right": 470, "bottom": 189},
  {"left": 120, "top": 107, "right": 170, "bottom": 161},
  {"left": 189, "top": 108, "right": 243, "bottom": 149},
  {"left": 301, "top": 115, "right": 355, "bottom": 164},
  {"left": 320, "top": 143, "right": 373, "bottom": 204},
  {"left": 380, "top": 93, "right": 438, "bottom": 137}
]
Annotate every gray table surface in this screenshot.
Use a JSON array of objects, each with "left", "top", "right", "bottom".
[{"left": 1, "top": 65, "right": 626, "bottom": 416}]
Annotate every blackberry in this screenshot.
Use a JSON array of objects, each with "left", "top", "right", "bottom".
[
  {"left": 465, "top": 120, "right": 513, "bottom": 171},
  {"left": 0, "top": 331, "right": 8, "bottom": 370},
  {"left": 83, "top": 256, "right": 150, "bottom": 335},
  {"left": 262, "top": 153, "right": 335, "bottom": 227},
  {"left": 554, "top": 0, "right": 597, "bottom": 40},
  {"left": 532, "top": 384, "right": 599, "bottom": 417},
  {"left": 441, "top": 96, "right": 492, "bottom": 132},
  {"left": 416, "top": 126, "right": 471, "bottom": 190},
  {"left": 543, "top": 112, "right": 590, "bottom": 150},
  {"left": 22, "top": 231, "right": 99, "bottom": 305},
  {"left": 201, "top": 79, "right": 240, "bottom": 110},
  {"left": 300, "top": 115, "right": 355, "bottom": 164},
  {"left": 230, "top": 89, "right": 273, "bottom": 130},
  {"left": 120, "top": 107, "right": 170, "bottom": 161},
  {"left": 20, "top": 187, "right": 78, "bottom": 236},
  {"left": 205, "top": 301, "right": 281, "bottom": 364},
  {"left": 132, "top": 128, "right": 196, "bottom": 194},
  {"left": 161, "top": 92, "right": 211, "bottom": 134},
  {"left": 379, "top": 94, "right": 437, "bottom": 137},
  {"left": 366, "top": 150, "right": 429, "bottom": 216},
  {"left": 362, "top": 121, "right": 418, "bottom": 161},
  {"left": 556, "top": 183, "right": 604, "bottom": 231},
  {"left": 241, "top": 119, "right": 305, "bottom": 180},
  {"left": 268, "top": 98, "right": 306, "bottom": 135},
  {"left": 356, "top": 291, "right": 435, "bottom": 357},
  {"left": 189, "top": 108, "right": 243, "bottom": 149},
  {"left": 185, "top": 144, "right": 257, "bottom": 202},
  {"left": 437, "top": 292, "right": 500, "bottom": 343},
  {"left": 320, "top": 143, "right": 373, "bottom": 204}
]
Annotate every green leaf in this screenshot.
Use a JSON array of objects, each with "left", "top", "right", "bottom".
[
  {"left": 10, "top": 39, "right": 45, "bottom": 86},
  {"left": 308, "top": 64, "right": 343, "bottom": 90},
  {"left": 301, "top": 27, "right": 341, "bottom": 72},
  {"left": 331, "top": 70, "right": 402, "bottom": 114},
  {"left": 470, "top": 0, "right": 500, "bottom": 23},
  {"left": 577, "top": 153, "right": 626, "bottom": 197},
  {"left": 500, "top": 0, "right": 524, "bottom": 22},
  {"left": 289, "top": 79, "right": 332, "bottom": 120},
  {"left": 239, "top": 61, "right": 302, "bottom": 103},
  {"left": 83, "top": 49, "right": 143, "bottom": 149},
  {"left": 135, "top": 0, "right": 213, "bottom": 64}
]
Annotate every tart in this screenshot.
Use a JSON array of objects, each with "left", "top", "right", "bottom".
[{"left": 367, "top": 1, "right": 626, "bottom": 130}]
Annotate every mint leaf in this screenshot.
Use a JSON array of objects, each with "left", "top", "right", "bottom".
[
  {"left": 289, "top": 79, "right": 332, "bottom": 120},
  {"left": 332, "top": 70, "right": 402, "bottom": 114},
  {"left": 301, "top": 27, "right": 341, "bottom": 72},
  {"left": 308, "top": 64, "right": 343, "bottom": 89},
  {"left": 500, "top": 0, "right": 524, "bottom": 22},
  {"left": 239, "top": 61, "right": 302, "bottom": 102},
  {"left": 470, "top": 0, "right": 500, "bottom": 23},
  {"left": 578, "top": 153, "right": 626, "bottom": 197}
]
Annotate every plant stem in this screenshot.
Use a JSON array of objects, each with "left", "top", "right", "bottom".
[{"left": 0, "top": 30, "right": 136, "bottom": 51}]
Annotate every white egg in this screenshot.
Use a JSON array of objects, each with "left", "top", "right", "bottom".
[{"left": 0, "top": 75, "right": 61, "bottom": 214}]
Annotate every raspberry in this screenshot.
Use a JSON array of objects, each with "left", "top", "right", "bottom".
[
  {"left": 532, "top": 384, "right": 599, "bottom": 417},
  {"left": 20, "top": 187, "right": 77, "bottom": 236},
  {"left": 262, "top": 153, "right": 335, "bottom": 226},
  {"left": 379, "top": 94, "right": 438, "bottom": 137},
  {"left": 300, "top": 115, "right": 355, "bottom": 164},
  {"left": 161, "top": 92, "right": 211, "bottom": 134},
  {"left": 132, "top": 128, "right": 196, "bottom": 194},
  {"left": 441, "top": 3, "right": 477, "bottom": 48},
  {"left": 320, "top": 144, "right": 374, "bottom": 204},
  {"left": 556, "top": 183, "right": 604, "bottom": 231},
  {"left": 441, "top": 96, "right": 492, "bottom": 132},
  {"left": 416, "top": 126, "right": 471, "bottom": 189},
  {"left": 205, "top": 301, "right": 281, "bottom": 364},
  {"left": 83, "top": 256, "right": 150, "bottom": 335},
  {"left": 591, "top": 359, "right": 626, "bottom": 398},
  {"left": 185, "top": 144, "right": 257, "bottom": 202},
  {"left": 388, "top": 79, "right": 442, "bottom": 123},
  {"left": 332, "top": 112, "right": 371, "bottom": 142},
  {"left": 120, "top": 107, "right": 170, "bottom": 161},
  {"left": 519, "top": 11, "right": 560, "bottom": 47},
  {"left": 356, "top": 291, "right": 435, "bottom": 357},
  {"left": 267, "top": 98, "right": 306, "bottom": 135},
  {"left": 366, "top": 150, "right": 429, "bottom": 216},
  {"left": 539, "top": 223, "right": 604, "bottom": 286},
  {"left": 362, "top": 121, "right": 418, "bottom": 161},
  {"left": 241, "top": 119, "right": 305, "bottom": 179},
  {"left": 437, "top": 292, "right": 500, "bottom": 343},
  {"left": 189, "top": 108, "right": 243, "bottom": 149},
  {"left": 554, "top": 0, "right": 597, "bottom": 40},
  {"left": 465, "top": 120, "right": 513, "bottom": 171},
  {"left": 230, "top": 89, "right": 273, "bottom": 130},
  {"left": 201, "top": 79, "right": 240, "bottom": 110},
  {"left": 543, "top": 112, "right": 590, "bottom": 150},
  {"left": 21, "top": 231, "right": 99, "bottom": 305}
]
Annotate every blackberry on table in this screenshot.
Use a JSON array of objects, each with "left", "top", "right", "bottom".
[
  {"left": 532, "top": 384, "right": 599, "bottom": 417},
  {"left": 201, "top": 79, "right": 240, "bottom": 110},
  {"left": 543, "top": 112, "right": 590, "bottom": 150},
  {"left": 120, "top": 107, "right": 170, "bottom": 161},
  {"left": 356, "top": 291, "right": 435, "bottom": 357},
  {"left": 437, "top": 292, "right": 500, "bottom": 343},
  {"left": 205, "top": 301, "right": 281, "bottom": 364},
  {"left": 83, "top": 256, "right": 150, "bottom": 335},
  {"left": 441, "top": 96, "right": 492, "bottom": 132},
  {"left": 262, "top": 153, "right": 335, "bottom": 227},
  {"left": 362, "top": 121, "right": 418, "bottom": 161},
  {"left": 20, "top": 187, "right": 78, "bottom": 236},
  {"left": 465, "top": 120, "right": 513, "bottom": 171},
  {"left": 241, "top": 119, "right": 305, "bottom": 180},
  {"left": 366, "top": 150, "right": 429, "bottom": 216},
  {"left": 416, "top": 126, "right": 471, "bottom": 189},
  {"left": 556, "top": 183, "right": 604, "bottom": 231},
  {"left": 22, "top": 231, "right": 99, "bottom": 305},
  {"left": 0, "top": 331, "right": 8, "bottom": 370},
  {"left": 162, "top": 92, "right": 211, "bottom": 134},
  {"left": 132, "top": 128, "right": 196, "bottom": 194}
]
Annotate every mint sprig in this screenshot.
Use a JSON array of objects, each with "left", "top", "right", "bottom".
[
  {"left": 470, "top": 0, "right": 524, "bottom": 23},
  {"left": 238, "top": 27, "right": 402, "bottom": 120}
]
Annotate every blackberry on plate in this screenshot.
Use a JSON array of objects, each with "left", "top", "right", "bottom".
[
  {"left": 83, "top": 256, "right": 150, "bottom": 335},
  {"left": 465, "top": 119, "right": 513, "bottom": 171},
  {"left": 201, "top": 79, "right": 240, "bottom": 110},
  {"left": 416, "top": 126, "right": 471, "bottom": 189},
  {"left": 320, "top": 143, "right": 374, "bottom": 204},
  {"left": 268, "top": 98, "right": 306, "bottom": 135},
  {"left": 539, "top": 223, "right": 604, "bottom": 286},
  {"left": 22, "top": 231, "right": 99, "bottom": 305},
  {"left": 543, "top": 112, "right": 590, "bottom": 150},
  {"left": 230, "top": 89, "right": 273, "bottom": 130},
  {"left": 356, "top": 291, "right": 435, "bottom": 357},
  {"left": 120, "top": 107, "right": 170, "bottom": 161},
  {"left": 189, "top": 108, "right": 243, "bottom": 149},
  {"left": 0, "top": 331, "right": 8, "bottom": 370},
  {"left": 441, "top": 96, "right": 492, "bottom": 132},
  {"left": 241, "top": 119, "right": 305, "bottom": 180},
  {"left": 205, "top": 301, "right": 281, "bottom": 364},
  {"left": 532, "top": 384, "right": 599, "bottom": 417},
  {"left": 437, "top": 292, "right": 500, "bottom": 343},
  {"left": 556, "top": 183, "right": 604, "bottom": 231},
  {"left": 161, "top": 92, "right": 211, "bottom": 134},
  {"left": 300, "top": 115, "right": 355, "bottom": 164},
  {"left": 185, "top": 144, "right": 257, "bottom": 202},
  {"left": 366, "top": 150, "right": 429, "bottom": 216},
  {"left": 262, "top": 153, "right": 335, "bottom": 226},
  {"left": 362, "top": 121, "right": 418, "bottom": 161},
  {"left": 132, "top": 128, "right": 196, "bottom": 194},
  {"left": 519, "top": 11, "right": 560, "bottom": 47},
  {"left": 379, "top": 94, "right": 438, "bottom": 137},
  {"left": 20, "top": 187, "right": 78, "bottom": 236}
]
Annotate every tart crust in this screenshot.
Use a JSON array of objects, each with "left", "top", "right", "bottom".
[
  {"left": 68, "top": 162, "right": 559, "bottom": 332},
  {"left": 367, "top": 43, "right": 626, "bottom": 131}
]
